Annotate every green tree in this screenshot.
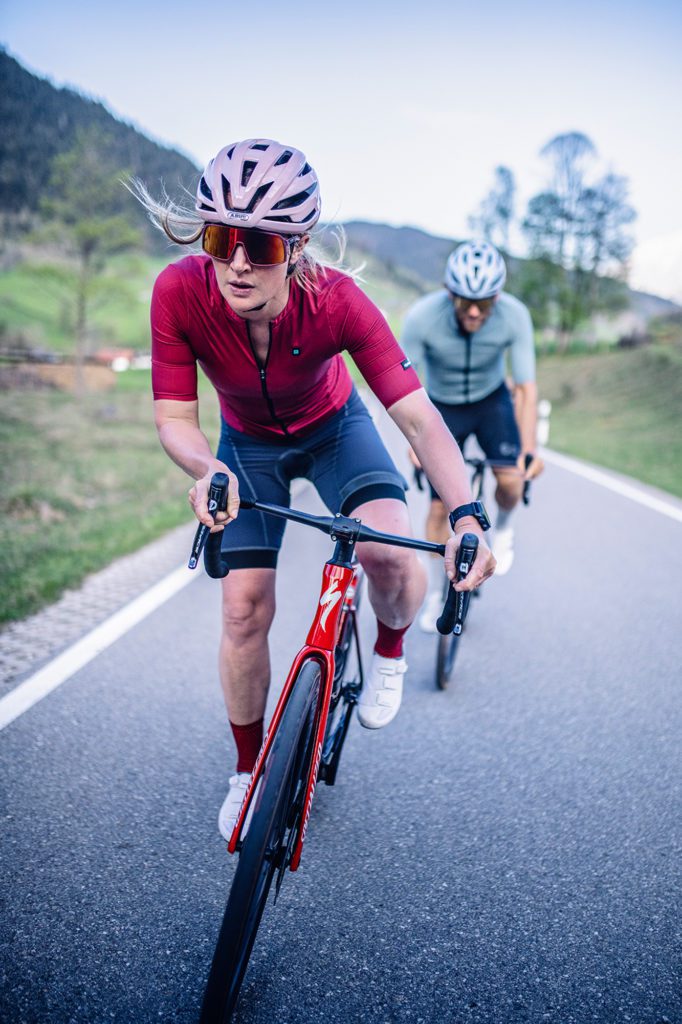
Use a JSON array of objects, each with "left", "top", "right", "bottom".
[
  {"left": 468, "top": 165, "right": 516, "bottom": 250},
  {"left": 522, "top": 132, "right": 635, "bottom": 350},
  {"left": 40, "top": 126, "right": 141, "bottom": 391}
]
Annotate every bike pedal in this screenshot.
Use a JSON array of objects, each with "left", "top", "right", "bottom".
[{"left": 343, "top": 680, "right": 362, "bottom": 704}]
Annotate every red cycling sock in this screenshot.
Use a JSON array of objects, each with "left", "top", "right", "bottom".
[
  {"left": 230, "top": 717, "right": 264, "bottom": 774},
  {"left": 374, "top": 619, "right": 409, "bottom": 659}
]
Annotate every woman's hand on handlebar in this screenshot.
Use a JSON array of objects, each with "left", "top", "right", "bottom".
[
  {"left": 444, "top": 530, "right": 496, "bottom": 591},
  {"left": 189, "top": 462, "right": 240, "bottom": 531}
]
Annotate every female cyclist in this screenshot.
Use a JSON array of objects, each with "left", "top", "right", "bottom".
[{"left": 134, "top": 138, "right": 495, "bottom": 838}]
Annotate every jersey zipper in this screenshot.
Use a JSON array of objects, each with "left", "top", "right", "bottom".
[
  {"left": 463, "top": 331, "right": 472, "bottom": 403},
  {"left": 247, "top": 323, "right": 291, "bottom": 436}
]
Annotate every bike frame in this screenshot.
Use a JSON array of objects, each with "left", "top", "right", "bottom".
[{"left": 227, "top": 559, "right": 359, "bottom": 871}]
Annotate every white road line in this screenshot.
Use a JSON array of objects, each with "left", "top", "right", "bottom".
[
  {"left": 0, "top": 564, "right": 197, "bottom": 732},
  {"left": 541, "top": 448, "right": 682, "bottom": 523},
  {"left": 1, "top": 464, "right": 677, "bottom": 733}
]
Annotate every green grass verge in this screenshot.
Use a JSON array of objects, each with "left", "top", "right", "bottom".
[
  {"left": 537, "top": 343, "right": 682, "bottom": 498},
  {"left": 0, "top": 253, "right": 169, "bottom": 353},
  {"left": 0, "top": 370, "right": 220, "bottom": 626}
]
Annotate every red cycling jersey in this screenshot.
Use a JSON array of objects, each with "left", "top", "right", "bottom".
[{"left": 151, "top": 256, "right": 421, "bottom": 439}]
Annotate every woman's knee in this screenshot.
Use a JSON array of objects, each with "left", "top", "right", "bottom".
[
  {"left": 358, "top": 537, "right": 417, "bottom": 585},
  {"left": 220, "top": 569, "right": 276, "bottom": 642},
  {"left": 351, "top": 498, "right": 414, "bottom": 575}
]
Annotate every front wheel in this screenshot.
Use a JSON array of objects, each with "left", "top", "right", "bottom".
[
  {"left": 199, "top": 660, "right": 321, "bottom": 1024},
  {"left": 435, "top": 580, "right": 471, "bottom": 691},
  {"left": 435, "top": 628, "right": 461, "bottom": 690}
]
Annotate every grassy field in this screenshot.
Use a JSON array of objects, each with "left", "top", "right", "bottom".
[
  {"left": 537, "top": 342, "right": 682, "bottom": 498},
  {"left": 0, "top": 369, "right": 220, "bottom": 626},
  {"left": 0, "top": 253, "right": 169, "bottom": 353}
]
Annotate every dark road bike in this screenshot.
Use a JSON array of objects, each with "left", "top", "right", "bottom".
[
  {"left": 190, "top": 473, "right": 474, "bottom": 1022},
  {"left": 415, "top": 455, "right": 532, "bottom": 690}
]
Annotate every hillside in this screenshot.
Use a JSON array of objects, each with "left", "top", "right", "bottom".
[
  {"left": 537, "top": 342, "right": 682, "bottom": 497},
  {"left": 332, "top": 221, "right": 680, "bottom": 330},
  {"left": 0, "top": 48, "right": 199, "bottom": 248},
  {"left": 1, "top": 48, "right": 679, "bottom": 341}
]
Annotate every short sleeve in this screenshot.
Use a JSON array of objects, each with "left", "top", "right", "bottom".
[
  {"left": 150, "top": 265, "right": 198, "bottom": 401},
  {"left": 508, "top": 301, "right": 536, "bottom": 384},
  {"left": 328, "top": 277, "right": 421, "bottom": 409}
]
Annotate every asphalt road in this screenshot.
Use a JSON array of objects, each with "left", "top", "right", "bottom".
[{"left": 1, "top": 418, "right": 681, "bottom": 1024}]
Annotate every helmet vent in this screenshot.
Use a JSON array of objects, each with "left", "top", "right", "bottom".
[
  {"left": 242, "top": 161, "right": 256, "bottom": 187},
  {"left": 199, "top": 177, "right": 213, "bottom": 202},
  {"left": 252, "top": 143, "right": 268, "bottom": 151},
  {"left": 245, "top": 183, "right": 273, "bottom": 213},
  {"left": 274, "top": 150, "right": 293, "bottom": 166},
  {"left": 220, "top": 175, "right": 233, "bottom": 209},
  {"left": 272, "top": 185, "right": 315, "bottom": 211}
]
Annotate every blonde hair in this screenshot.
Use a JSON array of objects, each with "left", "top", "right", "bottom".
[{"left": 125, "top": 177, "right": 353, "bottom": 292}]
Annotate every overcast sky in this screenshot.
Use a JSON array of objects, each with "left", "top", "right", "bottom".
[{"left": 3, "top": 0, "right": 682, "bottom": 295}]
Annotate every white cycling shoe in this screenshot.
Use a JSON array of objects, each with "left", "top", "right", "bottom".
[
  {"left": 357, "top": 653, "right": 408, "bottom": 729},
  {"left": 218, "top": 772, "right": 252, "bottom": 842},
  {"left": 492, "top": 526, "right": 515, "bottom": 576},
  {"left": 418, "top": 590, "right": 443, "bottom": 634}
]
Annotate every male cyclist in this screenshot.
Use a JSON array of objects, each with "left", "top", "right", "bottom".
[{"left": 401, "top": 240, "right": 543, "bottom": 631}]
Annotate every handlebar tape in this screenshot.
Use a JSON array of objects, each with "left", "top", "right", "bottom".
[
  {"left": 202, "top": 472, "right": 230, "bottom": 577},
  {"left": 522, "top": 453, "right": 533, "bottom": 506}
]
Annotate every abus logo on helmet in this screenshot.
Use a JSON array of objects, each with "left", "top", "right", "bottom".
[{"left": 230, "top": 212, "right": 250, "bottom": 221}]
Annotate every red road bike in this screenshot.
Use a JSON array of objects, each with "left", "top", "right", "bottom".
[{"left": 192, "top": 473, "right": 472, "bottom": 1022}]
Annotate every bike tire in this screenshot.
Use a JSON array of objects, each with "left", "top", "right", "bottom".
[
  {"left": 435, "top": 579, "right": 471, "bottom": 691},
  {"left": 435, "top": 629, "right": 461, "bottom": 690},
  {"left": 199, "top": 660, "right": 321, "bottom": 1024}
]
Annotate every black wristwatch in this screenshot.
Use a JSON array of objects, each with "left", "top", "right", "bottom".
[{"left": 449, "top": 501, "right": 492, "bottom": 532}]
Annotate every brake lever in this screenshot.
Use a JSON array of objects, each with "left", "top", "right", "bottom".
[
  {"left": 188, "top": 472, "right": 229, "bottom": 569},
  {"left": 522, "top": 453, "right": 533, "bottom": 506},
  {"left": 436, "top": 533, "right": 479, "bottom": 635}
]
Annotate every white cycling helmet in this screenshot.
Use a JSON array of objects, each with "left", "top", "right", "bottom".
[
  {"left": 444, "top": 240, "right": 507, "bottom": 299},
  {"left": 195, "top": 138, "right": 321, "bottom": 234}
]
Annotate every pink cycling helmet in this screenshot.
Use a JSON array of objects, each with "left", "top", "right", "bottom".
[{"left": 195, "top": 139, "right": 321, "bottom": 234}]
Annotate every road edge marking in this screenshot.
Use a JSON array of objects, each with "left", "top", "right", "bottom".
[
  {"left": 541, "top": 448, "right": 682, "bottom": 523},
  {"left": 0, "top": 564, "right": 196, "bottom": 732}
]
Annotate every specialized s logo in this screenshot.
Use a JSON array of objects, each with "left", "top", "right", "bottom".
[{"left": 319, "top": 579, "right": 342, "bottom": 631}]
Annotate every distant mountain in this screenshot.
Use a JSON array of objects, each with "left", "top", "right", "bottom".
[
  {"left": 0, "top": 48, "right": 199, "bottom": 246},
  {"left": 340, "top": 221, "right": 457, "bottom": 287},
  {"left": 324, "top": 220, "right": 680, "bottom": 328}
]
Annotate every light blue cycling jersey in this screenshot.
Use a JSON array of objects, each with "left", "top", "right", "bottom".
[{"left": 400, "top": 290, "right": 535, "bottom": 404}]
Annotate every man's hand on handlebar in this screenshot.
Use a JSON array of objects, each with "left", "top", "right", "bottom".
[
  {"left": 189, "top": 462, "right": 240, "bottom": 532},
  {"left": 519, "top": 452, "right": 544, "bottom": 481}
]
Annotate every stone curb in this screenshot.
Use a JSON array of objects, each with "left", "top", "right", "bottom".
[{"left": 0, "top": 521, "right": 196, "bottom": 697}]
